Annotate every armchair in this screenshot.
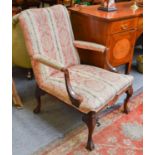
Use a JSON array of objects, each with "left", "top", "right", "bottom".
[{"left": 19, "top": 5, "right": 133, "bottom": 151}]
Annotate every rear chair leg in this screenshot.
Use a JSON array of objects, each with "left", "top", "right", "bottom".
[
  {"left": 82, "top": 111, "right": 97, "bottom": 151},
  {"left": 33, "top": 85, "right": 46, "bottom": 114},
  {"left": 123, "top": 86, "right": 133, "bottom": 114},
  {"left": 26, "top": 69, "right": 33, "bottom": 80}
]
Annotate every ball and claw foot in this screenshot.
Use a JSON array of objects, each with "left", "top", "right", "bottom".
[
  {"left": 86, "top": 141, "right": 95, "bottom": 151},
  {"left": 123, "top": 86, "right": 133, "bottom": 114},
  {"left": 123, "top": 107, "right": 130, "bottom": 114}
]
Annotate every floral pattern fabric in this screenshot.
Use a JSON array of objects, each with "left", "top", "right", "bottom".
[
  {"left": 19, "top": 5, "right": 80, "bottom": 84},
  {"left": 41, "top": 65, "right": 133, "bottom": 113}
]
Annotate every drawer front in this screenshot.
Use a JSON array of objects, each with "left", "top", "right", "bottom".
[{"left": 110, "top": 18, "right": 137, "bottom": 34}]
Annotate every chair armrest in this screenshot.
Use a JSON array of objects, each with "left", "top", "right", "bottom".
[
  {"left": 73, "top": 40, "right": 106, "bottom": 53},
  {"left": 74, "top": 41, "right": 118, "bottom": 73},
  {"left": 33, "top": 54, "right": 65, "bottom": 71},
  {"left": 62, "top": 69, "right": 83, "bottom": 108},
  {"left": 33, "top": 54, "right": 83, "bottom": 107}
]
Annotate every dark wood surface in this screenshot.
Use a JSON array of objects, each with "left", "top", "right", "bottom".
[
  {"left": 69, "top": 2, "right": 143, "bottom": 74},
  {"left": 13, "top": 0, "right": 41, "bottom": 9},
  {"left": 115, "top": 0, "right": 131, "bottom": 2},
  {"left": 41, "top": 0, "right": 58, "bottom": 7},
  {"left": 12, "top": 6, "right": 22, "bottom": 16},
  {"left": 70, "top": 2, "right": 142, "bottom": 21},
  {"left": 62, "top": 68, "right": 83, "bottom": 108}
]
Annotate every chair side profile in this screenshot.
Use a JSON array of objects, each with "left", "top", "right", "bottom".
[{"left": 19, "top": 5, "right": 133, "bottom": 151}]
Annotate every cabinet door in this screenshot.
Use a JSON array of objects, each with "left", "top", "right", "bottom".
[{"left": 107, "top": 30, "right": 137, "bottom": 67}]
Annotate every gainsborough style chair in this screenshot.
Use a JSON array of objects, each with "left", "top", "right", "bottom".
[{"left": 18, "top": 5, "right": 133, "bottom": 151}]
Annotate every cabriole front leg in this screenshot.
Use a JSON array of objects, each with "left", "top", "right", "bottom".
[
  {"left": 82, "top": 111, "right": 97, "bottom": 151},
  {"left": 123, "top": 86, "right": 133, "bottom": 114}
]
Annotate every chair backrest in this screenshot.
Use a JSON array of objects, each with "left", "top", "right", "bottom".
[{"left": 19, "top": 5, "right": 80, "bottom": 84}]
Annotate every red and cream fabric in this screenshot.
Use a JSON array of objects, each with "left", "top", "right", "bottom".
[
  {"left": 19, "top": 5, "right": 134, "bottom": 113},
  {"left": 33, "top": 54, "right": 64, "bottom": 71},
  {"left": 41, "top": 65, "right": 133, "bottom": 113},
  {"left": 19, "top": 5, "right": 80, "bottom": 84}
]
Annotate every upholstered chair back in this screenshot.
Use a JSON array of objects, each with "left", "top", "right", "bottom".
[{"left": 19, "top": 5, "right": 80, "bottom": 84}]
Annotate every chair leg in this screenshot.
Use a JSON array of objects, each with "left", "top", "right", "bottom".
[
  {"left": 82, "top": 111, "right": 97, "bottom": 151},
  {"left": 125, "top": 62, "right": 132, "bottom": 74},
  {"left": 26, "top": 69, "right": 33, "bottom": 80},
  {"left": 123, "top": 86, "right": 133, "bottom": 114},
  {"left": 42, "top": 2, "right": 45, "bottom": 7},
  {"left": 33, "top": 85, "right": 46, "bottom": 114}
]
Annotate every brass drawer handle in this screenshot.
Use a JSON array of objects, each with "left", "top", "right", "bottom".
[{"left": 121, "top": 24, "right": 128, "bottom": 30}]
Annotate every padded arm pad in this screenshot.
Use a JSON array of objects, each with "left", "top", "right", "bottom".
[
  {"left": 73, "top": 40, "right": 106, "bottom": 53},
  {"left": 33, "top": 54, "right": 65, "bottom": 71}
]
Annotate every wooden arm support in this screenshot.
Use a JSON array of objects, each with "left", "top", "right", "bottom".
[
  {"left": 104, "top": 48, "right": 119, "bottom": 73},
  {"left": 73, "top": 41, "right": 118, "bottom": 73},
  {"left": 61, "top": 68, "right": 83, "bottom": 108},
  {"left": 33, "top": 54, "right": 83, "bottom": 108}
]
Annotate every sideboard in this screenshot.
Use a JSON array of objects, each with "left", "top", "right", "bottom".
[{"left": 69, "top": 2, "right": 143, "bottom": 74}]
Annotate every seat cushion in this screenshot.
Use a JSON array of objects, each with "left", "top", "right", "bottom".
[{"left": 40, "top": 65, "right": 133, "bottom": 113}]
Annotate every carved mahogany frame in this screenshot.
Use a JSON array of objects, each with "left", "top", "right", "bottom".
[
  {"left": 61, "top": 68, "right": 83, "bottom": 108},
  {"left": 33, "top": 48, "right": 133, "bottom": 151}
]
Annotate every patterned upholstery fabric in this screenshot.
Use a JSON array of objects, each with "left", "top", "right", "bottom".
[
  {"left": 19, "top": 5, "right": 80, "bottom": 84},
  {"left": 33, "top": 54, "right": 64, "bottom": 71},
  {"left": 19, "top": 5, "right": 134, "bottom": 113},
  {"left": 73, "top": 40, "right": 106, "bottom": 53},
  {"left": 41, "top": 65, "right": 133, "bottom": 113}
]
